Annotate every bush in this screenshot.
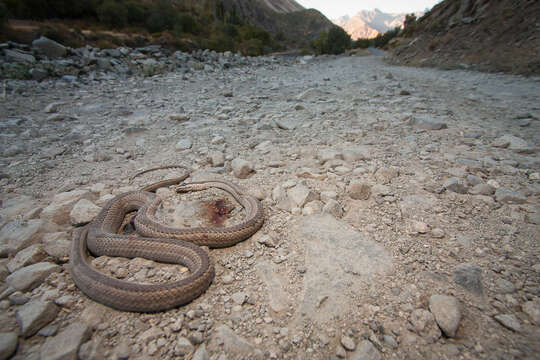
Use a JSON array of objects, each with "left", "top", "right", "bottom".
[
  {"left": 125, "top": 1, "right": 147, "bottom": 24},
  {"left": 146, "top": 0, "right": 178, "bottom": 33},
  {"left": 0, "top": 1, "right": 8, "bottom": 26},
  {"left": 97, "top": 0, "right": 128, "bottom": 29},
  {"left": 313, "top": 26, "right": 351, "bottom": 55}
]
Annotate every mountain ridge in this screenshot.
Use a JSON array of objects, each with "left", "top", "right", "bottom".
[{"left": 333, "top": 9, "right": 411, "bottom": 40}]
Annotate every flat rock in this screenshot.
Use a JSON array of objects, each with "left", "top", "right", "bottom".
[
  {"left": 412, "top": 115, "right": 447, "bottom": 130},
  {"left": 69, "top": 199, "right": 101, "bottom": 226},
  {"left": 256, "top": 262, "right": 289, "bottom": 312},
  {"left": 7, "top": 244, "right": 47, "bottom": 272},
  {"left": 348, "top": 182, "right": 371, "bottom": 200},
  {"left": 492, "top": 135, "right": 534, "bottom": 153},
  {"left": 0, "top": 219, "right": 46, "bottom": 254},
  {"left": 494, "top": 188, "right": 527, "bottom": 204},
  {"left": 429, "top": 295, "right": 461, "bottom": 337},
  {"left": 175, "top": 138, "right": 192, "bottom": 151},
  {"left": 41, "top": 322, "right": 92, "bottom": 360},
  {"left": 452, "top": 263, "right": 483, "bottom": 294},
  {"left": 16, "top": 300, "right": 59, "bottom": 337},
  {"left": 322, "top": 199, "right": 343, "bottom": 218},
  {"left": 317, "top": 149, "right": 342, "bottom": 164},
  {"left": 293, "top": 215, "right": 392, "bottom": 326},
  {"left": 522, "top": 300, "right": 540, "bottom": 325},
  {"left": 231, "top": 158, "right": 253, "bottom": 179},
  {"left": 210, "top": 324, "right": 262, "bottom": 359},
  {"left": 350, "top": 340, "right": 382, "bottom": 360},
  {"left": 494, "top": 314, "right": 521, "bottom": 332},
  {"left": 6, "top": 262, "right": 61, "bottom": 292},
  {"left": 469, "top": 183, "right": 495, "bottom": 195},
  {"left": 0, "top": 332, "right": 18, "bottom": 360}
]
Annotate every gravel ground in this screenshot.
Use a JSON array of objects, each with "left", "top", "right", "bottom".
[{"left": 0, "top": 54, "right": 539, "bottom": 360}]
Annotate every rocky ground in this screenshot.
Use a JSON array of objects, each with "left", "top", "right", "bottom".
[{"left": 0, "top": 51, "right": 539, "bottom": 360}]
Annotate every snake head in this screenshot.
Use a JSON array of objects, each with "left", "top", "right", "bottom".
[{"left": 175, "top": 183, "right": 190, "bottom": 193}]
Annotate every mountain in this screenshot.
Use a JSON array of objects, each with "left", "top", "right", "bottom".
[
  {"left": 390, "top": 0, "right": 540, "bottom": 75},
  {"left": 333, "top": 9, "right": 410, "bottom": 40}
]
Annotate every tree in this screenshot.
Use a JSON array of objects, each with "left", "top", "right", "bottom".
[
  {"left": 97, "top": 0, "right": 128, "bottom": 29},
  {"left": 313, "top": 26, "right": 351, "bottom": 55}
]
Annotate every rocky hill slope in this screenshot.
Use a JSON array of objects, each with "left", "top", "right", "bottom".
[
  {"left": 390, "top": 0, "right": 540, "bottom": 75},
  {"left": 333, "top": 9, "right": 409, "bottom": 40}
]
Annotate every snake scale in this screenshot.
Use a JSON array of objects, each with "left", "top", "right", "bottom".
[{"left": 70, "top": 170, "right": 264, "bottom": 312}]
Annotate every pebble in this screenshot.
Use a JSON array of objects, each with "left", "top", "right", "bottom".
[
  {"left": 494, "top": 314, "right": 521, "bottom": 332},
  {"left": 350, "top": 340, "right": 382, "bottom": 360},
  {"left": 175, "top": 138, "right": 193, "bottom": 151},
  {"left": 322, "top": 199, "right": 343, "bottom": 218},
  {"left": 348, "top": 182, "right": 371, "bottom": 200},
  {"left": 175, "top": 336, "right": 194, "bottom": 356},
  {"left": 383, "top": 335, "right": 398, "bottom": 348},
  {"left": 409, "top": 309, "right": 441, "bottom": 343},
  {"left": 169, "top": 113, "right": 190, "bottom": 121},
  {"left": 209, "top": 151, "right": 225, "bottom": 167},
  {"left": 231, "top": 292, "right": 247, "bottom": 305},
  {"left": 374, "top": 167, "right": 399, "bottom": 183},
  {"left": 412, "top": 115, "right": 448, "bottom": 130},
  {"left": 0, "top": 332, "right": 18, "bottom": 360},
  {"left": 469, "top": 183, "right": 495, "bottom": 195},
  {"left": 231, "top": 158, "right": 253, "bottom": 178},
  {"left": 16, "top": 300, "right": 59, "bottom": 337},
  {"left": 428, "top": 295, "right": 461, "bottom": 337},
  {"left": 444, "top": 177, "right": 468, "bottom": 194},
  {"left": 340, "top": 335, "right": 356, "bottom": 351}
]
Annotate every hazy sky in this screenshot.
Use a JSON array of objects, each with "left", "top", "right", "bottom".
[{"left": 296, "top": 0, "right": 442, "bottom": 19}]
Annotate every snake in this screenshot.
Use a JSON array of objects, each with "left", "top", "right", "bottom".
[{"left": 70, "top": 169, "right": 264, "bottom": 312}]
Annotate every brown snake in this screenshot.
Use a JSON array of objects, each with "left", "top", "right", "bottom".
[{"left": 70, "top": 170, "right": 264, "bottom": 312}]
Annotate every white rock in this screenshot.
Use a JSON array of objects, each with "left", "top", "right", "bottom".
[
  {"left": 429, "top": 295, "right": 461, "bottom": 337},
  {"left": 175, "top": 138, "right": 193, "bottom": 151},
  {"left": 69, "top": 199, "right": 101, "bottom": 226},
  {"left": 231, "top": 158, "right": 253, "bottom": 179},
  {"left": 287, "top": 184, "right": 319, "bottom": 208}
]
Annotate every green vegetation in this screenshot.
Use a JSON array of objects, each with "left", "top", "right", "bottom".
[
  {"left": 354, "top": 27, "right": 401, "bottom": 49},
  {"left": 0, "top": 0, "right": 281, "bottom": 55},
  {"left": 312, "top": 26, "right": 351, "bottom": 55}
]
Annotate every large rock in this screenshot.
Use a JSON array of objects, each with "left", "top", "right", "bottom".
[
  {"left": 348, "top": 182, "right": 371, "bottom": 200},
  {"left": 32, "top": 36, "right": 67, "bottom": 58},
  {"left": 492, "top": 135, "right": 534, "bottom": 153},
  {"left": 69, "top": 199, "right": 101, "bottom": 226},
  {"left": 429, "top": 295, "right": 461, "bottom": 337},
  {"left": 6, "top": 262, "right": 61, "bottom": 292},
  {"left": 210, "top": 325, "right": 262, "bottom": 359},
  {"left": 494, "top": 188, "right": 527, "bottom": 204},
  {"left": 0, "top": 219, "right": 46, "bottom": 255},
  {"left": 0, "top": 332, "right": 18, "bottom": 360},
  {"left": 16, "top": 300, "right": 59, "bottom": 337},
  {"left": 3, "top": 49, "right": 36, "bottom": 63},
  {"left": 293, "top": 215, "right": 392, "bottom": 327},
  {"left": 41, "top": 322, "right": 92, "bottom": 360},
  {"left": 41, "top": 190, "right": 92, "bottom": 225}
]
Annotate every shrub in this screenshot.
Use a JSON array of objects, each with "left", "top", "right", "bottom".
[
  {"left": 97, "top": 0, "right": 128, "bottom": 29},
  {"left": 146, "top": 0, "right": 178, "bottom": 33},
  {"left": 0, "top": 1, "right": 7, "bottom": 26},
  {"left": 313, "top": 26, "right": 351, "bottom": 55},
  {"left": 125, "top": 1, "right": 147, "bottom": 24}
]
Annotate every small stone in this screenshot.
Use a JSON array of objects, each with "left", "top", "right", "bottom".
[
  {"left": 322, "top": 199, "right": 343, "bottom": 218},
  {"left": 231, "top": 158, "right": 253, "bottom": 179},
  {"left": 411, "top": 220, "right": 429, "bottom": 234},
  {"left": 7, "top": 244, "right": 47, "bottom": 272},
  {"left": 41, "top": 323, "right": 92, "bottom": 360},
  {"left": 16, "top": 300, "right": 59, "bottom": 337},
  {"left": 350, "top": 340, "right": 382, "bottom": 360},
  {"left": 222, "top": 273, "right": 234, "bottom": 284},
  {"left": 38, "top": 324, "right": 58, "bottom": 337},
  {"left": 496, "top": 278, "right": 516, "bottom": 294},
  {"left": 41, "top": 189, "right": 92, "bottom": 225},
  {"left": 383, "top": 335, "right": 398, "bottom": 348},
  {"left": 522, "top": 300, "right": 540, "bottom": 325},
  {"left": 374, "top": 167, "right": 399, "bottom": 183},
  {"left": 288, "top": 184, "right": 319, "bottom": 208},
  {"left": 231, "top": 292, "right": 247, "bottom": 305},
  {"left": 494, "top": 188, "right": 527, "bottom": 204},
  {"left": 115, "top": 342, "right": 130, "bottom": 360},
  {"left": 469, "top": 183, "right": 495, "bottom": 195},
  {"left": 69, "top": 199, "right": 101, "bottom": 226},
  {"left": 443, "top": 178, "right": 468, "bottom": 194},
  {"left": 340, "top": 335, "right": 356, "bottom": 351},
  {"left": 348, "top": 182, "right": 371, "bottom": 200},
  {"left": 257, "top": 235, "right": 276, "bottom": 248},
  {"left": 8, "top": 291, "right": 29, "bottom": 305},
  {"left": 431, "top": 228, "right": 445, "bottom": 238},
  {"left": 492, "top": 135, "right": 534, "bottom": 153},
  {"left": 320, "top": 191, "right": 338, "bottom": 203},
  {"left": 453, "top": 264, "right": 483, "bottom": 295},
  {"left": 209, "top": 151, "right": 225, "bottom": 167},
  {"left": 175, "top": 138, "right": 193, "bottom": 151},
  {"left": 342, "top": 146, "right": 370, "bottom": 162},
  {"left": 0, "top": 332, "right": 18, "bottom": 360},
  {"left": 42, "top": 232, "right": 71, "bottom": 260},
  {"left": 169, "top": 113, "right": 190, "bottom": 122},
  {"left": 429, "top": 295, "right": 461, "bottom": 337},
  {"left": 409, "top": 309, "right": 441, "bottom": 343},
  {"left": 336, "top": 346, "right": 346, "bottom": 358},
  {"left": 529, "top": 172, "right": 540, "bottom": 180},
  {"left": 175, "top": 337, "right": 194, "bottom": 356},
  {"left": 412, "top": 115, "right": 447, "bottom": 130},
  {"left": 44, "top": 102, "right": 65, "bottom": 113},
  {"left": 54, "top": 295, "right": 76, "bottom": 308},
  {"left": 188, "top": 331, "right": 204, "bottom": 345},
  {"left": 525, "top": 213, "right": 540, "bottom": 225},
  {"left": 494, "top": 314, "right": 521, "bottom": 332},
  {"left": 275, "top": 118, "right": 297, "bottom": 130},
  {"left": 6, "top": 262, "right": 61, "bottom": 292},
  {"left": 317, "top": 149, "right": 342, "bottom": 164}
]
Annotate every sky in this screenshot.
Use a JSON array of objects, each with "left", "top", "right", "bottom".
[{"left": 295, "top": 0, "right": 442, "bottom": 19}]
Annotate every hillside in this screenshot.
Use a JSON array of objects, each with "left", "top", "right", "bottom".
[
  {"left": 390, "top": 0, "right": 540, "bottom": 75},
  {"left": 333, "top": 9, "right": 409, "bottom": 40},
  {"left": 0, "top": 0, "right": 333, "bottom": 53}
]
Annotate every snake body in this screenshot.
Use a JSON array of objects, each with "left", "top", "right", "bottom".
[{"left": 70, "top": 175, "right": 264, "bottom": 312}]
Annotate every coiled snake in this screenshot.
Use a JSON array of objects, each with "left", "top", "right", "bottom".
[{"left": 70, "top": 170, "right": 264, "bottom": 312}]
